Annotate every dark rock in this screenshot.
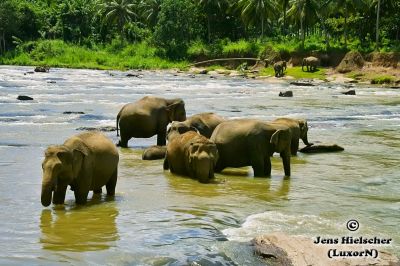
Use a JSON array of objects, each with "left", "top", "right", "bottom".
[
  {"left": 76, "top": 126, "right": 116, "bottom": 132},
  {"left": 63, "top": 111, "right": 85, "bottom": 114},
  {"left": 199, "top": 69, "right": 208, "bottom": 74},
  {"left": 342, "top": 89, "right": 356, "bottom": 95},
  {"left": 290, "top": 81, "right": 315, "bottom": 86},
  {"left": 47, "top": 80, "right": 56, "bottom": 84},
  {"left": 34, "top": 66, "right": 50, "bottom": 73},
  {"left": 17, "top": 95, "right": 34, "bottom": 101},
  {"left": 24, "top": 71, "right": 35, "bottom": 75},
  {"left": 126, "top": 73, "right": 142, "bottom": 78},
  {"left": 188, "top": 74, "right": 196, "bottom": 78},
  {"left": 390, "top": 86, "right": 400, "bottom": 89},
  {"left": 299, "top": 144, "right": 344, "bottom": 153},
  {"left": 142, "top": 145, "right": 167, "bottom": 160},
  {"left": 279, "top": 91, "right": 293, "bottom": 97}
]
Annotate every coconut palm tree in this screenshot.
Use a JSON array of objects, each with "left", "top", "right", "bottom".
[
  {"left": 235, "top": 0, "right": 277, "bottom": 38},
  {"left": 277, "top": 0, "right": 290, "bottom": 35},
  {"left": 196, "top": 0, "right": 228, "bottom": 43},
  {"left": 139, "top": 0, "right": 162, "bottom": 29},
  {"left": 287, "top": 0, "right": 319, "bottom": 48},
  {"left": 100, "top": 0, "right": 137, "bottom": 40}
]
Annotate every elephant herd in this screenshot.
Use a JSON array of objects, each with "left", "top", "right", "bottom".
[
  {"left": 273, "top": 56, "right": 320, "bottom": 77},
  {"left": 41, "top": 96, "right": 312, "bottom": 207}
]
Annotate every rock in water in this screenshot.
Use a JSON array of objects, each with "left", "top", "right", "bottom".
[
  {"left": 279, "top": 91, "right": 293, "bottom": 97},
  {"left": 142, "top": 146, "right": 167, "bottom": 160},
  {"left": 299, "top": 144, "right": 344, "bottom": 153},
  {"left": 63, "top": 111, "right": 85, "bottom": 114},
  {"left": 76, "top": 126, "right": 116, "bottom": 132},
  {"left": 17, "top": 95, "right": 34, "bottom": 101},
  {"left": 34, "top": 66, "right": 50, "bottom": 73},
  {"left": 342, "top": 89, "right": 356, "bottom": 95}
]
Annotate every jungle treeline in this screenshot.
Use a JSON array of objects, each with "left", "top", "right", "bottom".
[{"left": 0, "top": 0, "right": 399, "bottom": 63}]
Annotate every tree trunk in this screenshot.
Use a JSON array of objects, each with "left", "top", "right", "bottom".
[
  {"left": 261, "top": 15, "right": 264, "bottom": 39},
  {"left": 301, "top": 16, "right": 305, "bottom": 48},
  {"left": 344, "top": 5, "right": 348, "bottom": 48},
  {"left": 207, "top": 15, "right": 211, "bottom": 43},
  {"left": 375, "top": 0, "right": 381, "bottom": 50}
]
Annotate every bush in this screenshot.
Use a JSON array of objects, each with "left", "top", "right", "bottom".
[
  {"left": 371, "top": 75, "right": 395, "bottom": 84},
  {"left": 221, "top": 39, "right": 260, "bottom": 58}
]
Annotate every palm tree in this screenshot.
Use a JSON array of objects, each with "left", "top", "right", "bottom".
[
  {"left": 196, "top": 0, "right": 228, "bottom": 43},
  {"left": 277, "top": 0, "right": 290, "bottom": 35},
  {"left": 100, "top": 0, "right": 137, "bottom": 40},
  {"left": 325, "top": 0, "right": 366, "bottom": 48},
  {"left": 139, "top": 0, "right": 162, "bottom": 29},
  {"left": 287, "top": 0, "right": 319, "bottom": 48},
  {"left": 235, "top": 0, "right": 277, "bottom": 38}
]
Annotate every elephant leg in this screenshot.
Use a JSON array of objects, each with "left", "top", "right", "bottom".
[
  {"left": 52, "top": 184, "right": 68, "bottom": 205},
  {"left": 118, "top": 131, "right": 129, "bottom": 148},
  {"left": 264, "top": 158, "right": 272, "bottom": 177},
  {"left": 251, "top": 156, "right": 265, "bottom": 177},
  {"left": 157, "top": 131, "right": 166, "bottom": 146},
  {"left": 280, "top": 152, "right": 291, "bottom": 177},
  {"left": 291, "top": 140, "right": 299, "bottom": 156},
  {"left": 94, "top": 188, "right": 102, "bottom": 194},
  {"left": 74, "top": 189, "right": 89, "bottom": 205},
  {"left": 106, "top": 168, "right": 118, "bottom": 196}
]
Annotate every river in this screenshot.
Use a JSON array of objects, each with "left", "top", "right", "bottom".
[{"left": 0, "top": 65, "right": 399, "bottom": 265}]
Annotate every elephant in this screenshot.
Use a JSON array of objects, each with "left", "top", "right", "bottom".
[
  {"left": 116, "top": 96, "right": 186, "bottom": 148},
  {"left": 272, "top": 118, "right": 312, "bottom": 155},
  {"left": 210, "top": 119, "right": 292, "bottom": 177},
  {"left": 166, "top": 112, "right": 225, "bottom": 140},
  {"left": 274, "top": 60, "right": 287, "bottom": 77},
  {"left": 163, "top": 131, "right": 219, "bottom": 183},
  {"left": 41, "top": 132, "right": 119, "bottom": 207},
  {"left": 142, "top": 145, "right": 167, "bottom": 160},
  {"left": 302, "top": 56, "right": 319, "bottom": 72}
]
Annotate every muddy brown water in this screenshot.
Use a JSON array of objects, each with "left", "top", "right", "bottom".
[{"left": 0, "top": 66, "right": 399, "bottom": 265}]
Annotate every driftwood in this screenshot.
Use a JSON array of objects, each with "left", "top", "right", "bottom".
[
  {"left": 299, "top": 144, "right": 344, "bottom": 153},
  {"left": 188, "top": 58, "right": 260, "bottom": 67}
]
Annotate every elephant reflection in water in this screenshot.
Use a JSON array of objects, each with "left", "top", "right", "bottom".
[{"left": 40, "top": 204, "right": 119, "bottom": 251}]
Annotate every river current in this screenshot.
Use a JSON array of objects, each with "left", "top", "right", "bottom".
[{"left": 0, "top": 65, "right": 399, "bottom": 265}]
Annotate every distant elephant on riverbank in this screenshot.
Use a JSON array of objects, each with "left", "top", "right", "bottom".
[
  {"left": 302, "top": 56, "right": 319, "bottom": 72},
  {"left": 210, "top": 119, "right": 292, "bottom": 177},
  {"left": 116, "top": 96, "right": 186, "bottom": 148},
  {"left": 164, "top": 131, "right": 219, "bottom": 183},
  {"left": 41, "top": 132, "right": 119, "bottom": 207},
  {"left": 272, "top": 118, "right": 313, "bottom": 155},
  {"left": 274, "top": 61, "right": 287, "bottom": 77},
  {"left": 167, "top": 112, "right": 225, "bottom": 140}
]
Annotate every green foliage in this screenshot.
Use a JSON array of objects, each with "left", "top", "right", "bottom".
[
  {"left": 370, "top": 75, "right": 395, "bottom": 84},
  {"left": 221, "top": 39, "right": 260, "bottom": 58},
  {"left": 153, "top": 0, "right": 201, "bottom": 59},
  {"left": 260, "top": 66, "right": 326, "bottom": 79}
]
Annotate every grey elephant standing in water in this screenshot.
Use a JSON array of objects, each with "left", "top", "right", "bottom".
[
  {"left": 302, "top": 56, "right": 319, "bottom": 72},
  {"left": 41, "top": 132, "right": 119, "bottom": 207},
  {"left": 116, "top": 96, "right": 186, "bottom": 148},
  {"left": 167, "top": 112, "right": 225, "bottom": 140},
  {"left": 210, "top": 119, "right": 292, "bottom": 177},
  {"left": 272, "top": 117, "right": 312, "bottom": 155},
  {"left": 274, "top": 60, "right": 287, "bottom": 77},
  {"left": 164, "top": 131, "right": 219, "bottom": 183}
]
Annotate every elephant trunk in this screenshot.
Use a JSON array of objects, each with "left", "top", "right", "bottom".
[
  {"left": 41, "top": 182, "right": 54, "bottom": 207},
  {"left": 191, "top": 155, "right": 214, "bottom": 183},
  {"left": 41, "top": 172, "right": 55, "bottom": 207},
  {"left": 302, "top": 135, "right": 312, "bottom": 146}
]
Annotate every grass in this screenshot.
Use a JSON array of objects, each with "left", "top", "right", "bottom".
[
  {"left": 370, "top": 75, "right": 396, "bottom": 84},
  {"left": 260, "top": 66, "right": 327, "bottom": 79},
  {"left": 1, "top": 40, "right": 188, "bottom": 70}
]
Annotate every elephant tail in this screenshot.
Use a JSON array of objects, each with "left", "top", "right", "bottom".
[{"left": 116, "top": 109, "right": 121, "bottom": 137}]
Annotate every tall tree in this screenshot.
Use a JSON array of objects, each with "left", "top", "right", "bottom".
[
  {"left": 287, "top": 0, "right": 319, "bottom": 48},
  {"left": 196, "top": 0, "right": 228, "bottom": 43},
  {"left": 277, "top": 0, "right": 290, "bottom": 35},
  {"left": 100, "top": 0, "right": 137, "bottom": 40},
  {"left": 0, "top": 0, "right": 20, "bottom": 54},
  {"left": 235, "top": 0, "right": 277, "bottom": 38},
  {"left": 139, "top": 0, "right": 162, "bottom": 29}
]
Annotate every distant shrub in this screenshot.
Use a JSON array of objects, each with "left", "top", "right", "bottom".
[
  {"left": 371, "top": 75, "right": 395, "bottom": 84},
  {"left": 221, "top": 40, "right": 260, "bottom": 58}
]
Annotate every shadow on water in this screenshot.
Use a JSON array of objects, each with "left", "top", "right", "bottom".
[{"left": 39, "top": 199, "right": 119, "bottom": 251}]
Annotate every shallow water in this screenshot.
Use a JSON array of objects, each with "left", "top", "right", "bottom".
[{"left": 0, "top": 65, "right": 399, "bottom": 265}]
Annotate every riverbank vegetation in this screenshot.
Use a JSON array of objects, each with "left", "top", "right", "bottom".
[{"left": 0, "top": 0, "right": 399, "bottom": 72}]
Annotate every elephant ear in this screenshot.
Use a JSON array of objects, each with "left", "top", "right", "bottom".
[
  {"left": 270, "top": 129, "right": 291, "bottom": 152},
  {"left": 165, "top": 100, "right": 185, "bottom": 122},
  {"left": 56, "top": 147, "right": 73, "bottom": 164}
]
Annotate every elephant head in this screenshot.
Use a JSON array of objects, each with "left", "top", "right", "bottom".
[
  {"left": 166, "top": 99, "right": 186, "bottom": 122},
  {"left": 186, "top": 141, "right": 219, "bottom": 183},
  {"left": 167, "top": 121, "right": 198, "bottom": 141},
  {"left": 41, "top": 143, "right": 88, "bottom": 207},
  {"left": 297, "top": 119, "right": 312, "bottom": 146}
]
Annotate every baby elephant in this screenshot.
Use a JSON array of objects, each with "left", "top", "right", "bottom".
[
  {"left": 41, "top": 132, "right": 119, "bottom": 207},
  {"left": 274, "top": 60, "right": 287, "bottom": 77},
  {"left": 163, "top": 131, "right": 219, "bottom": 183},
  {"left": 142, "top": 145, "right": 167, "bottom": 160}
]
